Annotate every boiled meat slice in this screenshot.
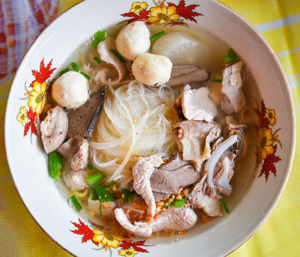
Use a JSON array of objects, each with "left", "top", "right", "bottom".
[
  {"left": 172, "top": 120, "right": 221, "bottom": 170},
  {"left": 221, "top": 61, "right": 246, "bottom": 114},
  {"left": 114, "top": 207, "right": 197, "bottom": 238},
  {"left": 114, "top": 208, "right": 152, "bottom": 238},
  {"left": 167, "top": 65, "right": 210, "bottom": 87},
  {"left": 152, "top": 192, "right": 170, "bottom": 202},
  {"left": 214, "top": 154, "right": 236, "bottom": 196},
  {"left": 57, "top": 138, "right": 79, "bottom": 159},
  {"left": 150, "top": 153, "right": 200, "bottom": 195},
  {"left": 71, "top": 139, "right": 89, "bottom": 171},
  {"left": 40, "top": 106, "right": 68, "bottom": 153},
  {"left": 181, "top": 85, "right": 218, "bottom": 122},
  {"left": 62, "top": 168, "right": 88, "bottom": 191},
  {"left": 132, "top": 155, "right": 163, "bottom": 217},
  {"left": 205, "top": 134, "right": 239, "bottom": 191},
  {"left": 90, "top": 37, "right": 126, "bottom": 92},
  {"left": 150, "top": 207, "right": 197, "bottom": 232},
  {"left": 189, "top": 176, "right": 222, "bottom": 217}
]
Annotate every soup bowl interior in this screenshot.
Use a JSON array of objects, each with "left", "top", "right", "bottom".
[{"left": 5, "top": 0, "right": 295, "bottom": 256}]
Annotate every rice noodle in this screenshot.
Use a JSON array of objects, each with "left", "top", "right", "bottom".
[{"left": 90, "top": 81, "right": 178, "bottom": 187}]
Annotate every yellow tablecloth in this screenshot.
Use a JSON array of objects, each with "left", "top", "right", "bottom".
[{"left": 0, "top": 0, "right": 299, "bottom": 256}]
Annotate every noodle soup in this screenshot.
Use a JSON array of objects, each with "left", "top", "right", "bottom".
[{"left": 42, "top": 22, "right": 258, "bottom": 238}]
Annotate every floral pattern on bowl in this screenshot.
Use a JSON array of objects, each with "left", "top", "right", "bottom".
[
  {"left": 16, "top": 59, "right": 56, "bottom": 137},
  {"left": 71, "top": 219, "right": 151, "bottom": 256},
  {"left": 256, "top": 100, "right": 281, "bottom": 181},
  {"left": 121, "top": 0, "right": 202, "bottom": 26}
]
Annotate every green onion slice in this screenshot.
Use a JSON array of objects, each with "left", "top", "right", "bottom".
[
  {"left": 92, "top": 30, "right": 107, "bottom": 48},
  {"left": 71, "top": 62, "right": 80, "bottom": 72},
  {"left": 99, "top": 198, "right": 102, "bottom": 215},
  {"left": 110, "top": 49, "right": 126, "bottom": 63},
  {"left": 165, "top": 199, "right": 186, "bottom": 207},
  {"left": 93, "top": 184, "right": 115, "bottom": 202},
  {"left": 93, "top": 56, "right": 102, "bottom": 63},
  {"left": 165, "top": 201, "right": 173, "bottom": 207},
  {"left": 48, "top": 151, "right": 62, "bottom": 182},
  {"left": 80, "top": 71, "right": 91, "bottom": 82},
  {"left": 172, "top": 199, "right": 186, "bottom": 207},
  {"left": 221, "top": 199, "right": 230, "bottom": 213},
  {"left": 150, "top": 31, "right": 165, "bottom": 41},
  {"left": 86, "top": 163, "right": 94, "bottom": 171},
  {"left": 59, "top": 67, "right": 70, "bottom": 76},
  {"left": 106, "top": 181, "right": 117, "bottom": 189},
  {"left": 224, "top": 48, "right": 238, "bottom": 63},
  {"left": 212, "top": 78, "right": 222, "bottom": 83},
  {"left": 122, "top": 188, "right": 136, "bottom": 203},
  {"left": 70, "top": 195, "right": 82, "bottom": 212},
  {"left": 86, "top": 172, "right": 105, "bottom": 185},
  {"left": 90, "top": 187, "right": 98, "bottom": 200}
]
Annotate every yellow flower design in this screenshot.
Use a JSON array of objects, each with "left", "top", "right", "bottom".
[
  {"left": 259, "top": 128, "right": 275, "bottom": 159},
  {"left": 130, "top": 2, "right": 148, "bottom": 13},
  {"left": 148, "top": 6, "right": 180, "bottom": 24},
  {"left": 92, "top": 229, "right": 123, "bottom": 249},
  {"left": 265, "top": 108, "right": 276, "bottom": 126},
  {"left": 118, "top": 248, "right": 138, "bottom": 257},
  {"left": 27, "top": 81, "right": 47, "bottom": 115},
  {"left": 17, "top": 106, "right": 29, "bottom": 126}
]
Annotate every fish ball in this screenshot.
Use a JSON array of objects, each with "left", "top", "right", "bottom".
[
  {"left": 132, "top": 53, "right": 172, "bottom": 87},
  {"left": 116, "top": 21, "right": 150, "bottom": 61},
  {"left": 52, "top": 71, "right": 89, "bottom": 109}
]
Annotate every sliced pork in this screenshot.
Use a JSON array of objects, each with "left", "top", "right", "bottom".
[
  {"left": 71, "top": 139, "right": 89, "bottom": 171},
  {"left": 172, "top": 121, "right": 221, "bottom": 170},
  {"left": 221, "top": 61, "right": 246, "bottom": 114},
  {"left": 168, "top": 65, "right": 210, "bottom": 87},
  {"left": 90, "top": 37, "right": 126, "bottom": 92},
  {"left": 57, "top": 138, "right": 79, "bottom": 159},
  {"left": 150, "top": 153, "right": 200, "bottom": 195},
  {"left": 152, "top": 192, "right": 170, "bottom": 202},
  {"left": 151, "top": 207, "right": 197, "bottom": 232},
  {"left": 224, "top": 116, "right": 246, "bottom": 154},
  {"left": 181, "top": 85, "right": 218, "bottom": 122},
  {"left": 115, "top": 207, "right": 197, "bottom": 238},
  {"left": 114, "top": 208, "right": 152, "bottom": 238},
  {"left": 132, "top": 155, "right": 163, "bottom": 217},
  {"left": 189, "top": 177, "right": 222, "bottom": 216},
  {"left": 214, "top": 154, "right": 236, "bottom": 196},
  {"left": 40, "top": 106, "right": 68, "bottom": 153},
  {"left": 62, "top": 168, "right": 88, "bottom": 191}
]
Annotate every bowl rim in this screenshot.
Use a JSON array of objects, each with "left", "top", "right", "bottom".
[
  {"left": 4, "top": 0, "right": 296, "bottom": 256},
  {"left": 215, "top": 2, "right": 296, "bottom": 255}
]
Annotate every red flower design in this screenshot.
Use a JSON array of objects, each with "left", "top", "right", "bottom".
[
  {"left": 30, "top": 59, "right": 56, "bottom": 87},
  {"left": 24, "top": 108, "right": 37, "bottom": 136},
  {"left": 255, "top": 100, "right": 269, "bottom": 129},
  {"left": 259, "top": 145, "right": 281, "bottom": 181},
  {"left": 120, "top": 0, "right": 202, "bottom": 26},
  {"left": 119, "top": 240, "right": 149, "bottom": 253},
  {"left": 121, "top": 9, "right": 150, "bottom": 23},
  {"left": 70, "top": 218, "right": 99, "bottom": 246},
  {"left": 169, "top": 0, "right": 203, "bottom": 23}
]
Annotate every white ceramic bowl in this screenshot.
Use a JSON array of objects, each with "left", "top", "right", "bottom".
[{"left": 5, "top": 0, "right": 296, "bottom": 256}]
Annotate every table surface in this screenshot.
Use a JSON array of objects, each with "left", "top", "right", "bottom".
[{"left": 0, "top": 0, "right": 299, "bottom": 256}]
